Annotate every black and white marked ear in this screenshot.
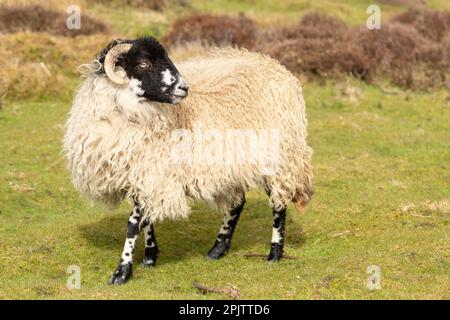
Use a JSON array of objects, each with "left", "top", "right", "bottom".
[{"left": 104, "top": 43, "right": 133, "bottom": 85}]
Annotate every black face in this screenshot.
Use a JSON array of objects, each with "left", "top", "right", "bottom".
[{"left": 115, "top": 37, "right": 188, "bottom": 104}]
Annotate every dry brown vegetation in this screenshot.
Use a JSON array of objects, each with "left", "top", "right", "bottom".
[
  {"left": 163, "top": 13, "right": 257, "bottom": 48},
  {"left": 91, "top": 0, "right": 190, "bottom": 11},
  {"left": 0, "top": 32, "right": 112, "bottom": 99},
  {"left": 0, "top": 4, "right": 110, "bottom": 36},
  {"left": 392, "top": 8, "right": 450, "bottom": 42},
  {"left": 125, "top": 0, "right": 169, "bottom": 11},
  {"left": 163, "top": 10, "right": 450, "bottom": 89}
]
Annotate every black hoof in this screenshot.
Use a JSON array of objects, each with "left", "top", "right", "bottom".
[
  {"left": 108, "top": 263, "right": 132, "bottom": 285},
  {"left": 267, "top": 243, "right": 283, "bottom": 263},
  {"left": 142, "top": 247, "right": 158, "bottom": 267},
  {"left": 207, "top": 241, "right": 229, "bottom": 260}
]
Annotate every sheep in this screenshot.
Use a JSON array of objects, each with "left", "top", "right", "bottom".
[{"left": 63, "top": 36, "right": 313, "bottom": 285}]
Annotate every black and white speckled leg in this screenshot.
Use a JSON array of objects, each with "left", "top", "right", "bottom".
[
  {"left": 267, "top": 208, "right": 286, "bottom": 263},
  {"left": 142, "top": 222, "right": 158, "bottom": 267},
  {"left": 109, "top": 206, "right": 142, "bottom": 285},
  {"left": 207, "top": 195, "right": 245, "bottom": 260}
]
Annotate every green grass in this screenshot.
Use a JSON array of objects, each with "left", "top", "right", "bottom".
[
  {"left": 0, "top": 0, "right": 449, "bottom": 300},
  {"left": 0, "top": 80, "right": 449, "bottom": 299}
]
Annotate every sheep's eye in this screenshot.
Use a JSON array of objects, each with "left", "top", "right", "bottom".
[{"left": 138, "top": 62, "right": 150, "bottom": 69}]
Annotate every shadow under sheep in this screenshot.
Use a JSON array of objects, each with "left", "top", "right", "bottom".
[{"left": 78, "top": 200, "right": 306, "bottom": 265}]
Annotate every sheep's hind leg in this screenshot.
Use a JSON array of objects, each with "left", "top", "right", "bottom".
[
  {"left": 142, "top": 222, "right": 158, "bottom": 267},
  {"left": 207, "top": 195, "right": 245, "bottom": 260},
  {"left": 109, "top": 206, "right": 142, "bottom": 285},
  {"left": 267, "top": 207, "right": 286, "bottom": 263}
]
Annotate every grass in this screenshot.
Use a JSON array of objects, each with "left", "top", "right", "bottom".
[
  {"left": 0, "top": 80, "right": 449, "bottom": 299},
  {"left": 0, "top": 0, "right": 449, "bottom": 300}
]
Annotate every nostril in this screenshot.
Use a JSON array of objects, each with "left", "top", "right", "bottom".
[{"left": 179, "top": 83, "right": 189, "bottom": 92}]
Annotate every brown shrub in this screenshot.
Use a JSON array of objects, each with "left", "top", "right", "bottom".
[
  {"left": 92, "top": 0, "right": 168, "bottom": 11},
  {"left": 162, "top": 13, "right": 257, "bottom": 48},
  {"left": 392, "top": 9, "right": 450, "bottom": 42},
  {"left": 0, "top": 5, "right": 109, "bottom": 37},
  {"left": 350, "top": 23, "right": 448, "bottom": 88},
  {"left": 277, "top": 12, "right": 349, "bottom": 40},
  {"left": 91, "top": 0, "right": 189, "bottom": 11},
  {"left": 255, "top": 13, "right": 369, "bottom": 79},
  {"left": 126, "top": 0, "right": 168, "bottom": 11},
  {"left": 256, "top": 38, "right": 368, "bottom": 79},
  {"left": 443, "top": 34, "right": 450, "bottom": 62},
  {"left": 139, "top": 0, "right": 191, "bottom": 10},
  {"left": 260, "top": 12, "right": 450, "bottom": 89}
]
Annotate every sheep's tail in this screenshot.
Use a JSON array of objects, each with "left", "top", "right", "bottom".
[{"left": 293, "top": 146, "right": 314, "bottom": 213}]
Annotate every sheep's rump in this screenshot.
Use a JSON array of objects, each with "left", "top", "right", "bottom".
[{"left": 64, "top": 47, "right": 313, "bottom": 222}]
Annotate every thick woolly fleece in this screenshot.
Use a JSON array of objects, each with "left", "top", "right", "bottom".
[{"left": 63, "top": 47, "right": 313, "bottom": 224}]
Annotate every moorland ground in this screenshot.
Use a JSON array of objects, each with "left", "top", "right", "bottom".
[{"left": 0, "top": 0, "right": 449, "bottom": 299}]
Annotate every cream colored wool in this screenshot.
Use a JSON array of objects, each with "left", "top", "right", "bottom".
[{"left": 63, "top": 47, "right": 313, "bottom": 223}]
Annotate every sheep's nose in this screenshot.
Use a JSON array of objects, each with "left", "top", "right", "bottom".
[{"left": 178, "top": 81, "right": 189, "bottom": 93}]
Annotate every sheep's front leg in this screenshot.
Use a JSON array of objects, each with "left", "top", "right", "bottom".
[
  {"left": 142, "top": 222, "right": 159, "bottom": 267},
  {"left": 109, "top": 206, "right": 142, "bottom": 285},
  {"left": 207, "top": 195, "right": 245, "bottom": 260},
  {"left": 267, "top": 207, "right": 286, "bottom": 263}
]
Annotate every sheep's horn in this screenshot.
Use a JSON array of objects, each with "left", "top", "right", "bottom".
[{"left": 104, "top": 43, "right": 132, "bottom": 85}]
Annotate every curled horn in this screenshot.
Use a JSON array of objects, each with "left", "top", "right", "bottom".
[{"left": 104, "top": 43, "right": 132, "bottom": 85}]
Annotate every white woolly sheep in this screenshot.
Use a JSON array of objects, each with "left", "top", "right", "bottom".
[{"left": 63, "top": 37, "right": 313, "bottom": 285}]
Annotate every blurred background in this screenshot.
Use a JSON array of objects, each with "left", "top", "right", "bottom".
[{"left": 0, "top": 0, "right": 449, "bottom": 299}]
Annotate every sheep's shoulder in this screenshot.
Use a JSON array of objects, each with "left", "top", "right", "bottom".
[{"left": 177, "top": 48, "right": 287, "bottom": 92}]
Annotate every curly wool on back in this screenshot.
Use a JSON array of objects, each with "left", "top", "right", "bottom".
[{"left": 63, "top": 47, "right": 313, "bottom": 224}]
